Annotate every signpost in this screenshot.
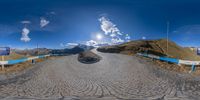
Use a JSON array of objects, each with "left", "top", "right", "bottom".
[
  {"left": 197, "top": 48, "right": 200, "bottom": 55},
  {"left": 0, "top": 47, "right": 10, "bottom": 70}
]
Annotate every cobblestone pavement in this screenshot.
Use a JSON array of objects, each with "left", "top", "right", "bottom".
[{"left": 0, "top": 50, "right": 199, "bottom": 100}]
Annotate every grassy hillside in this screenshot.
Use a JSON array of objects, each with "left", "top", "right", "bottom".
[
  {"left": 97, "top": 39, "right": 200, "bottom": 61},
  {"left": 3, "top": 51, "right": 26, "bottom": 61}
]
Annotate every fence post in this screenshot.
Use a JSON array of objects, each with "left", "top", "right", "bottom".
[{"left": 1, "top": 56, "right": 4, "bottom": 70}]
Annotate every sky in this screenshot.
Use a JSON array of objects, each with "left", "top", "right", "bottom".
[{"left": 0, "top": 0, "right": 200, "bottom": 49}]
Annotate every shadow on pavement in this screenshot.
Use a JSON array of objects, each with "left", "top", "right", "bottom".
[{"left": 78, "top": 51, "right": 102, "bottom": 64}]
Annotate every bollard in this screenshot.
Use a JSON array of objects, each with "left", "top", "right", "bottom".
[
  {"left": 192, "top": 64, "right": 195, "bottom": 72},
  {"left": 32, "top": 59, "right": 35, "bottom": 64},
  {"left": 189, "top": 64, "right": 196, "bottom": 73}
]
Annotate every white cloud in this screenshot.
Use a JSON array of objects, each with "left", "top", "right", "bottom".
[
  {"left": 111, "top": 37, "right": 124, "bottom": 44},
  {"left": 125, "top": 34, "right": 131, "bottom": 40},
  {"left": 98, "top": 42, "right": 111, "bottom": 46},
  {"left": 21, "top": 27, "right": 31, "bottom": 42},
  {"left": 60, "top": 43, "right": 65, "bottom": 47},
  {"left": 99, "top": 16, "right": 131, "bottom": 44},
  {"left": 40, "top": 17, "right": 50, "bottom": 28},
  {"left": 125, "top": 34, "right": 131, "bottom": 42},
  {"left": 110, "top": 33, "right": 117, "bottom": 37},
  {"left": 67, "top": 43, "right": 79, "bottom": 46},
  {"left": 86, "top": 40, "right": 98, "bottom": 47},
  {"left": 142, "top": 36, "right": 146, "bottom": 40},
  {"left": 99, "top": 17, "right": 122, "bottom": 36},
  {"left": 21, "top": 21, "right": 31, "bottom": 24},
  {"left": 60, "top": 43, "right": 79, "bottom": 48}
]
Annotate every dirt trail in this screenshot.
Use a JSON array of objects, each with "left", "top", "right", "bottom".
[{"left": 0, "top": 49, "right": 199, "bottom": 100}]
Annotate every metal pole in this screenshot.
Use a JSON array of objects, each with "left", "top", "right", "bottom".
[
  {"left": 192, "top": 64, "right": 196, "bottom": 72},
  {"left": 189, "top": 64, "right": 196, "bottom": 73},
  {"left": 167, "top": 21, "right": 169, "bottom": 55},
  {"left": 37, "top": 44, "right": 39, "bottom": 56}
]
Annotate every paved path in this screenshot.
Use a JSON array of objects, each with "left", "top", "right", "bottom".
[{"left": 0, "top": 50, "right": 200, "bottom": 100}]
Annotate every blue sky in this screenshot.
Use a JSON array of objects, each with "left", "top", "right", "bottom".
[{"left": 0, "top": 0, "right": 200, "bottom": 49}]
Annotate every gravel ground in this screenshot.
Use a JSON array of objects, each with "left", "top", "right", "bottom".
[{"left": 0, "top": 49, "right": 199, "bottom": 100}]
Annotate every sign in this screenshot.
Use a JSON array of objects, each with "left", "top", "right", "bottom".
[
  {"left": 0, "top": 47, "right": 10, "bottom": 56},
  {"left": 197, "top": 48, "right": 200, "bottom": 55}
]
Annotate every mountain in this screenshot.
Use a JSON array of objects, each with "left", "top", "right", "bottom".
[
  {"left": 51, "top": 44, "right": 94, "bottom": 55},
  {"left": 12, "top": 43, "right": 95, "bottom": 56},
  {"left": 14, "top": 48, "right": 51, "bottom": 56},
  {"left": 77, "top": 44, "right": 94, "bottom": 51},
  {"left": 97, "top": 39, "right": 200, "bottom": 60},
  {"left": 96, "top": 42, "right": 110, "bottom": 47}
]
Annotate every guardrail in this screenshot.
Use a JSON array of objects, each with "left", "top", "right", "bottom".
[
  {"left": 137, "top": 53, "right": 200, "bottom": 72},
  {"left": 0, "top": 54, "right": 50, "bottom": 65}
]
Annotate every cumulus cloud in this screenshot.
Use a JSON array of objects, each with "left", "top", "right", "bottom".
[
  {"left": 21, "top": 27, "right": 31, "bottom": 42},
  {"left": 99, "top": 16, "right": 131, "bottom": 44},
  {"left": 86, "top": 40, "right": 98, "bottom": 47},
  {"left": 111, "top": 37, "right": 124, "bottom": 44},
  {"left": 110, "top": 33, "right": 117, "bottom": 37},
  {"left": 40, "top": 17, "right": 50, "bottom": 28},
  {"left": 60, "top": 43, "right": 79, "bottom": 48},
  {"left": 99, "top": 17, "right": 122, "bottom": 36}
]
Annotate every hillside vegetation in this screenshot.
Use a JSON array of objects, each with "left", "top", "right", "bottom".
[
  {"left": 97, "top": 39, "right": 200, "bottom": 61},
  {"left": 3, "top": 52, "right": 26, "bottom": 61}
]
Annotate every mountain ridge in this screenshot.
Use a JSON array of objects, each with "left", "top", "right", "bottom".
[{"left": 97, "top": 39, "right": 200, "bottom": 60}]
